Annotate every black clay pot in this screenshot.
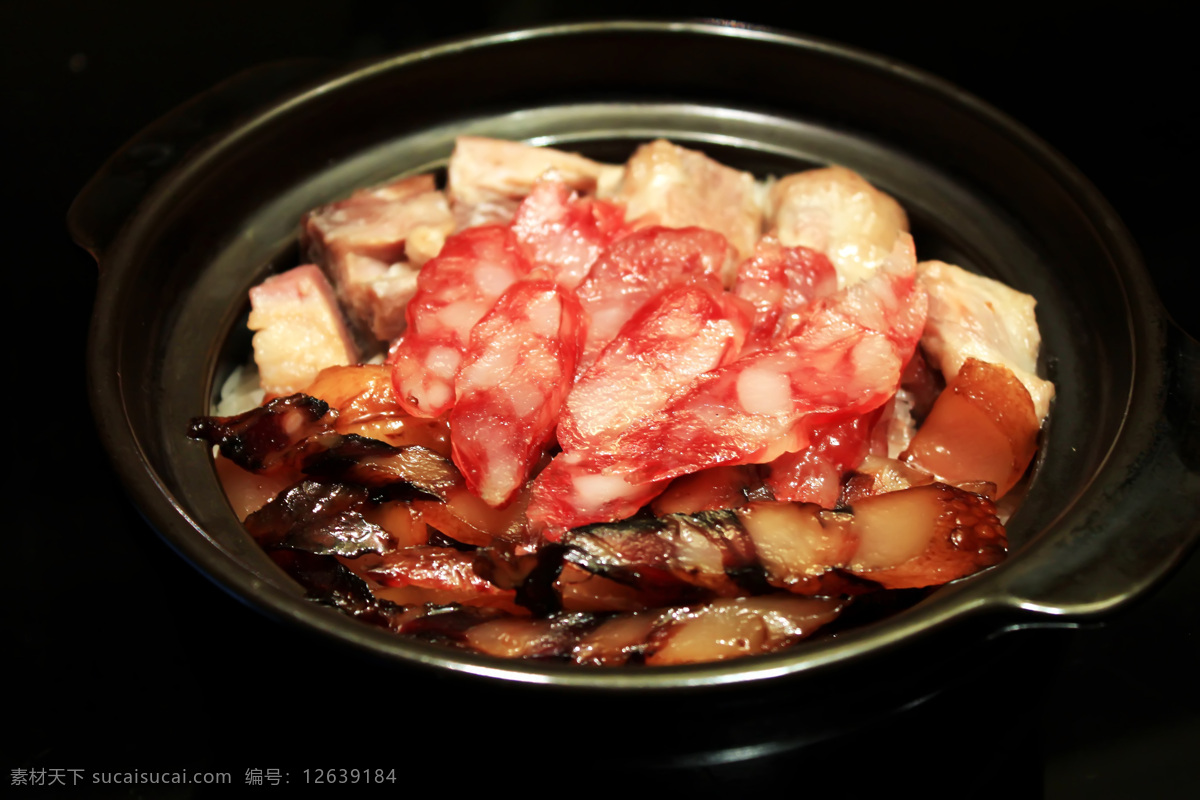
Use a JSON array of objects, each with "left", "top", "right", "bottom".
[{"left": 70, "top": 21, "right": 1198, "bottom": 759}]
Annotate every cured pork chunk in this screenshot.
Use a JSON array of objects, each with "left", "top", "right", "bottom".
[
  {"left": 247, "top": 265, "right": 359, "bottom": 397},
  {"left": 611, "top": 139, "right": 763, "bottom": 263},
  {"left": 767, "top": 166, "right": 908, "bottom": 289},
  {"left": 917, "top": 260, "right": 1054, "bottom": 421},
  {"left": 303, "top": 174, "right": 455, "bottom": 341},
  {"left": 448, "top": 137, "right": 623, "bottom": 228}
]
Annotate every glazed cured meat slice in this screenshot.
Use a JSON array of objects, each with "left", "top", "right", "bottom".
[
  {"left": 901, "top": 357, "right": 1040, "bottom": 498},
  {"left": 389, "top": 599, "right": 843, "bottom": 665},
  {"left": 733, "top": 237, "right": 839, "bottom": 352},
  {"left": 246, "top": 265, "right": 360, "bottom": 397},
  {"left": 605, "top": 233, "right": 926, "bottom": 487},
  {"left": 640, "top": 596, "right": 844, "bottom": 665},
  {"left": 611, "top": 139, "right": 763, "bottom": 262},
  {"left": 368, "top": 546, "right": 515, "bottom": 596},
  {"left": 303, "top": 174, "right": 456, "bottom": 341},
  {"left": 767, "top": 166, "right": 909, "bottom": 289},
  {"left": 917, "top": 260, "right": 1054, "bottom": 421},
  {"left": 388, "top": 225, "right": 534, "bottom": 418},
  {"left": 301, "top": 364, "right": 452, "bottom": 453},
  {"left": 510, "top": 180, "right": 630, "bottom": 290},
  {"left": 188, "top": 393, "right": 334, "bottom": 473},
  {"left": 762, "top": 408, "right": 884, "bottom": 508},
  {"left": 448, "top": 137, "right": 623, "bottom": 228},
  {"left": 561, "top": 511, "right": 761, "bottom": 601},
  {"left": 557, "top": 482, "right": 1005, "bottom": 607},
  {"left": 573, "top": 226, "right": 733, "bottom": 371},
  {"left": 450, "top": 280, "right": 583, "bottom": 507},
  {"left": 558, "top": 282, "right": 752, "bottom": 453}
]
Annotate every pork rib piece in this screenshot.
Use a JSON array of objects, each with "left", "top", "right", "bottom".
[
  {"left": 766, "top": 166, "right": 908, "bottom": 289},
  {"left": 611, "top": 139, "right": 763, "bottom": 263},
  {"left": 448, "top": 137, "right": 623, "bottom": 228},
  {"left": 247, "top": 265, "right": 360, "bottom": 397},
  {"left": 917, "top": 260, "right": 1054, "bottom": 421},
  {"left": 303, "top": 174, "right": 455, "bottom": 341}
]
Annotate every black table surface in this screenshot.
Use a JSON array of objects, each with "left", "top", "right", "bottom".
[{"left": 7, "top": 1, "right": 1197, "bottom": 796}]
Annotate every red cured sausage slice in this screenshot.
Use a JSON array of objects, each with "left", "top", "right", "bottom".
[
  {"left": 573, "top": 226, "right": 733, "bottom": 372},
  {"left": 733, "top": 238, "right": 838, "bottom": 353},
  {"left": 619, "top": 234, "right": 925, "bottom": 485},
  {"left": 526, "top": 452, "right": 670, "bottom": 538},
  {"left": 533, "top": 235, "right": 926, "bottom": 534},
  {"left": 510, "top": 180, "right": 629, "bottom": 291},
  {"left": 388, "top": 226, "right": 534, "bottom": 418},
  {"left": 557, "top": 282, "right": 752, "bottom": 454},
  {"left": 450, "top": 280, "right": 583, "bottom": 507},
  {"left": 763, "top": 408, "right": 883, "bottom": 508}
]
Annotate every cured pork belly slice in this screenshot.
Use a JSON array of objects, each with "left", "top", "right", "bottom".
[
  {"left": 303, "top": 174, "right": 455, "bottom": 341},
  {"left": 448, "top": 137, "right": 624, "bottom": 228},
  {"left": 556, "top": 483, "right": 1005, "bottom": 606},
  {"left": 247, "top": 265, "right": 360, "bottom": 397},
  {"left": 612, "top": 139, "right": 763, "bottom": 263},
  {"left": 767, "top": 166, "right": 908, "bottom": 289},
  {"left": 917, "top": 260, "right": 1054, "bottom": 421},
  {"left": 642, "top": 596, "right": 844, "bottom": 665}
]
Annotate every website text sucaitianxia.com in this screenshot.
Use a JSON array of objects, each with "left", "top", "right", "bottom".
[{"left": 11, "top": 767, "right": 400, "bottom": 788}]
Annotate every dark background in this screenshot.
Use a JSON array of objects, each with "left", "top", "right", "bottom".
[{"left": 6, "top": 1, "right": 1197, "bottom": 796}]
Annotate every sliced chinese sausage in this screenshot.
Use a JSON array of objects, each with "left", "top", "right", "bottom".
[
  {"left": 763, "top": 409, "right": 882, "bottom": 508},
  {"left": 524, "top": 452, "right": 671, "bottom": 537},
  {"left": 247, "top": 265, "right": 360, "bottom": 397},
  {"left": 573, "top": 226, "right": 733, "bottom": 371},
  {"left": 448, "top": 136, "right": 623, "bottom": 228},
  {"left": 388, "top": 225, "right": 534, "bottom": 418},
  {"left": 558, "top": 282, "right": 752, "bottom": 454},
  {"left": 600, "top": 233, "right": 927, "bottom": 487},
  {"left": 612, "top": 139, "right": 763, "bottom": 263},
  {"left": 733, "top": 237, "right": 838, "bottom": 353},
  {"left": 901, "top": 357, "right": 1040, "bottom": 498},
  {"left": 767, "top": 165, "right": 909, "bottom": 289},
  {"left": 510, "top": 179, "right": 630, "bottom": 290},
  {"left": 450, "top": 279, "right": 583, "bottom": 508}
]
